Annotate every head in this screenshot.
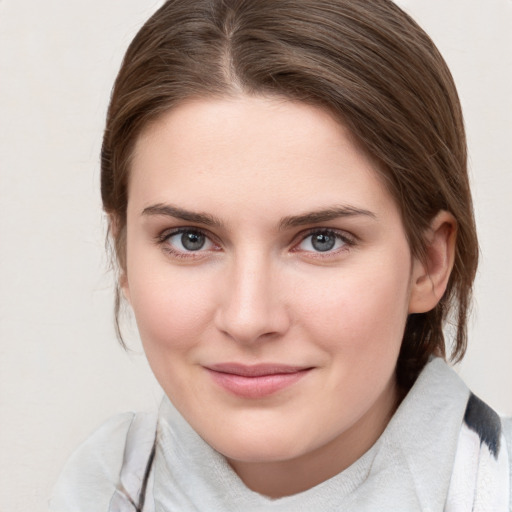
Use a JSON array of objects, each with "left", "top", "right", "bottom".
[{"left": 101, "top": 0, "right": 478, "bottom": 389}]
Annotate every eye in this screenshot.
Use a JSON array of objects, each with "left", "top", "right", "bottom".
[
  {"left": 296, "top": 230, "right": 353, "bottom": 253},
  {"left": 160, "top": 228, "right": 217, "bottom": 256},
  {"left": 174, "top": 231, "right": 207, "bottom": 251}
]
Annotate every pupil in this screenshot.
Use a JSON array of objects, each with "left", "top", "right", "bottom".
[
  {"left": 311, "top": 232, "right": 335, "bottom": 252},
  {"left": 181, "top": 232, "right": 205, "bottom": 251}
]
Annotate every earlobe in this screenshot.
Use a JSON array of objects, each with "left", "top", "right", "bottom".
[
  {"left": 120, "top": 273, "right": 131, "bottom": 304},
  {"left": 408, "top": 211, "right": 457, "bottom": 314}
]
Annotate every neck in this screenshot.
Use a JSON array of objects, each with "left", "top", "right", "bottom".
[{"left": 228, "top": 376, "right": 401, "bottom": 498}]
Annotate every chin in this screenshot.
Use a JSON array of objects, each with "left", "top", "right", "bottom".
[{"left": 205, "top": 427, "right": 307, "bottom": 463}]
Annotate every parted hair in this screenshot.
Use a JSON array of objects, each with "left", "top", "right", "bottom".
[{"left": 101, "top": 0, "right": 478, "bottom": 388}]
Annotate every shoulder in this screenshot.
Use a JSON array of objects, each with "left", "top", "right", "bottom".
[
  {"left": 463, "top": 395, "right": 512, "bottom": 500},
  {"left": 502, "top": 416, "right": 512, "bottom": 500},
  {"left": 502, "top": 415, "right": 512, "bottom": 447},
  {"left": 49, "top": 412, "right": 137, "bottom": 511}
]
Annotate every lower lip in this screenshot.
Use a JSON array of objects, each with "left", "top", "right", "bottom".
[{"left": 206, "top": 369, "right": 311, "bottom": 399}]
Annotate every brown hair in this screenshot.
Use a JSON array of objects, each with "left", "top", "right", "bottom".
[{"left": 101, "top": 0, "right": 478, "bottom": 387}]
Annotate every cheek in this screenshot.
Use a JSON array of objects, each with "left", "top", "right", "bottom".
[
  {"left": 296, "top": 259, "right": 411, "bottom": 356},
  {"left": 127, "top": 263, "right": 217, "bottom": 353}
]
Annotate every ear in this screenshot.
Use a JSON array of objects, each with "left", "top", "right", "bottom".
[
  {"left": 109, "top": 214, "right": 131, "bottom": 304},
  {"left": 119, "top": 270, "right": 131, "bottom": 305},
  {"left": 408, "top": 211, "right": 457, "bottom": 314}
]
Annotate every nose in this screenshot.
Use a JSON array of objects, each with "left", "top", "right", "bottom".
[{"left": 214, "top": 255, "right": 290, "bottom": 345}]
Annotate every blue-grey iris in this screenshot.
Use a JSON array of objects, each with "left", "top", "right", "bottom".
[
  {"left": 181, "top": 232, "right": 205, "bottom": 251},
  {"left": 311, "top": 232, "right": 336, "bottom": 252}
]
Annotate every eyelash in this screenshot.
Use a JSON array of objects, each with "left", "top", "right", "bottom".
[
  {"left": 292, "top": 228, "right": 356, "bottom": 257},
  {"left": 155, "top": 228, "right": 220, "bottom": 260},
  {"left": 155, "top": 227, "right": 357, "bottom": 259}
]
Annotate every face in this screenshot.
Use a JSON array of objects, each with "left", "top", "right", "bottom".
[{"left": 123, "top": 95, "right": 424, "bottom": 492}]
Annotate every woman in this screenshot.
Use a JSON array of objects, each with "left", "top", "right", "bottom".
[{"left": 51, "top": 0, "right": 511, "bottom": 510}]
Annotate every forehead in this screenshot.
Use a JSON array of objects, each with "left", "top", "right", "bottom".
[{"left": 128, "top": 95, "right": 398, "bottom": 224}]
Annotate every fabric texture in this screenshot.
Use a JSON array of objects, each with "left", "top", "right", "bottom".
[{"left": 50, "top": 358, "right": 512, "bottom": 511}]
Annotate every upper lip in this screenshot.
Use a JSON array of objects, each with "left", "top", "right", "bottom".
[{"left": 205, "top": 363, "right": 312, "bottom": 377}]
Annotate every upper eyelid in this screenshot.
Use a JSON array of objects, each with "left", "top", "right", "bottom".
[
  {"left": 294, "top": 227, "right": 357, "bottom": 243},
  {"left": 157, "top": 227, "right": 219, "bottom": 257},
  {"left": 155, "top": 226, "right": 356, "bottom": 251},
  {"left": 157, "top": 226, "right": 216, "bottom": 243},
  {"left": 289, "top": 229, "right": 357, "bottom": 257}
]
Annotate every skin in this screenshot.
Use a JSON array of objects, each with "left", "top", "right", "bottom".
[{"left": 121, "top": 95, "right": 455, "bottom": 497}]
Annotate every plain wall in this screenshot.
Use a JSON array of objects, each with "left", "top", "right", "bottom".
[{"left": 0, "top": 1, "right": 510, "bottom": 510}]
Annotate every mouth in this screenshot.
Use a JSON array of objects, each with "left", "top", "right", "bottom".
[{"left": 204, "top": 363, "right": 313, "bottom": 399}]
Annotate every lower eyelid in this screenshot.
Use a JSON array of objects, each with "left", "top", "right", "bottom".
[
  {"left": 157, "top": 228, "right": 223, "bottom": 258},
  {"left": 156, "top": 228, "right": 354, "bottom": 257}
]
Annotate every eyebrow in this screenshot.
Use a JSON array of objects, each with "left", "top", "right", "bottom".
[
  {"left": 278, "top": 206, "right": 376, "bottom": 230},
  {"left": 142, "top": 203, "right": 224, "bottom": 227},
  {"left": 142, "top": 203, "right": 376, "bottom": 230}
]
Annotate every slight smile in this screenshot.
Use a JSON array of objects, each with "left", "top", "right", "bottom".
[{"left": 204, "top": 363, "right": 313, "bottom": 399}]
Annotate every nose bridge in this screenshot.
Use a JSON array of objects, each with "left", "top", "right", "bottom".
[{"left": 215, "top": 249, "right": 288, "bottom": 343}]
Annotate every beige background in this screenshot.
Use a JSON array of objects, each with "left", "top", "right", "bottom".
[{"left": 0, "top": 1, "right": 511, "bottom": 510}]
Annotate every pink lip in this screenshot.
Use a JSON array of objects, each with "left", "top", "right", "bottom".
[{"left": 205, "top": 363, "right": 312, "bottom": 399}]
